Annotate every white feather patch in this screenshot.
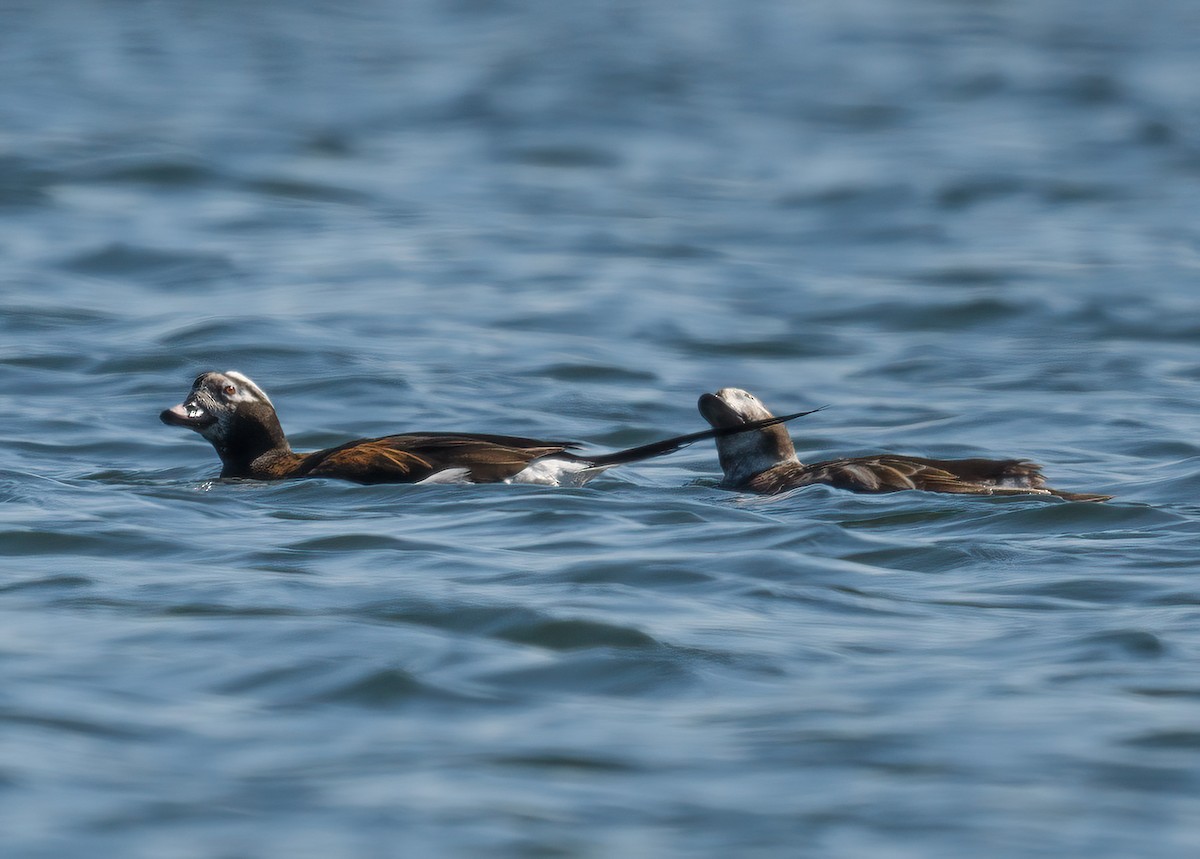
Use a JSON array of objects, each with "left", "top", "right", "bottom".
[
  {"left": 507, "top": 458, "right": 609, "bottom": 487},
  {"left": 415, "top": 467, "right": 474, "bottom": 485},
  {"left": 222, "top": 370, "right": 274, "bottom": 407}
]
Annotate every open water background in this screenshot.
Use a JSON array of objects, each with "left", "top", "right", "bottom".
[{"left": 3, "top": 1, "right": 1200, "bottom": 856}]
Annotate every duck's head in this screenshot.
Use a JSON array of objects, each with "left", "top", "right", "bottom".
[
  {"left": 161, "top": 371, "right": 289, "bottom": 470},
  {"left": 698, "top": 387, "right": 798, "bottom": 485}
]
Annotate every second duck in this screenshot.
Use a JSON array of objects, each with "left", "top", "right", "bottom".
[{"left": 698, "top": 387, "right": 1111, "bottom": 501}]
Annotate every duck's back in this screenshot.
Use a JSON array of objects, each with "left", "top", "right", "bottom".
[
  {"left": 295, "top": 433, "right": 580, "bottom": 484},
  {"left": 748, "top": 455, "right": 1109, "bottom": 501}
]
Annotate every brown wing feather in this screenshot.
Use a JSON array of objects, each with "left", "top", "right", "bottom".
[
  {"left": 301, "top": 439, "right": 437, "bottom": 483},
  {"left": 746, "top": 456, "right": 1062, "bottom": 496},
  {"left": 810, "top": 456, "right": 1051, "bottom": 495}
]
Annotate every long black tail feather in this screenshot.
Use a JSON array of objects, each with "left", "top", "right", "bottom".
[{"left": 579, "top": 407, "right": 827, "bottom": 468}]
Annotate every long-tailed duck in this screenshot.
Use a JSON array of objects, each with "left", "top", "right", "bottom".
[
  {"left": 698, "top": 387, "right": 1111, "bottom": 501},
  {"left": 160, "top": 371, "right": 819, "bottom": 486}
]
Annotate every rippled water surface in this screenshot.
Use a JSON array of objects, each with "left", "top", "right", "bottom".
[{"left": 4, "top": 1, "right": 1200, "bottom": 856}]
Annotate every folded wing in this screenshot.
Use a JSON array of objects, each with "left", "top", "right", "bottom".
[{"left": 296, "top": 433, "right": 578, "bottom": 484}]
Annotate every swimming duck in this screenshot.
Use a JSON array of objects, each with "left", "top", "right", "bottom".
[
  {"left": 698, "top": 387, "right": 1111, "bottom": 501},
  {"left": 160, "top": 371, "right": 818, "bottom": 486}
]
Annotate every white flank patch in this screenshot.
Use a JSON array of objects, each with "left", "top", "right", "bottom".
[
  {"left": 415, "top": 467, "right": 474, "bottom": 485},
  {"left": 507, "top": 458, "right": 607, "bottom": 487}
]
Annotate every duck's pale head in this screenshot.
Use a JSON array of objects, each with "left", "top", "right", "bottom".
[
  {"left": 161, "top": 371, "right": 288, "bottom": 471},
  {"left": 698, "top": 387, "right": 798, "bottom": 485}
]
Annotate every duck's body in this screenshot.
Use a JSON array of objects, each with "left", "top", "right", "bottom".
[
  {"left": 698, "top": 387, "right": 1111, "bottom": 502},
  {"left": 160, "top": 371, "right": 814, "bottom": 486}
]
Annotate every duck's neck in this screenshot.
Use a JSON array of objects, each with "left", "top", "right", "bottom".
[
  {"left": 717, "top": 424, "right": 800, "bottom": 486},
  {"left": 213, "top": 405, "right": 294, "bottom": 479}
]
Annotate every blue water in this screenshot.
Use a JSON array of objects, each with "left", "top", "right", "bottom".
[{"left": 4, "top": 1, "right": 1200, "bottom": 856}]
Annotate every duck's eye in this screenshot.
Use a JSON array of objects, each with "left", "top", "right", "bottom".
[{"left": 223, "top": 385, "right": 236, "bottom": 396}]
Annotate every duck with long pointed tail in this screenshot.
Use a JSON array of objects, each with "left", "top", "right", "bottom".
[
  {"left": 698, "top": 387, "right": 1111, "bottom": 501},
  {"left": 160, "top": 371, "right": 820, "bottom": 486}
]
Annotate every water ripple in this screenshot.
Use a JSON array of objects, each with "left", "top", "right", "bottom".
[{"left": 4, "top": 0, "right": 1200, "bottom": 856}]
